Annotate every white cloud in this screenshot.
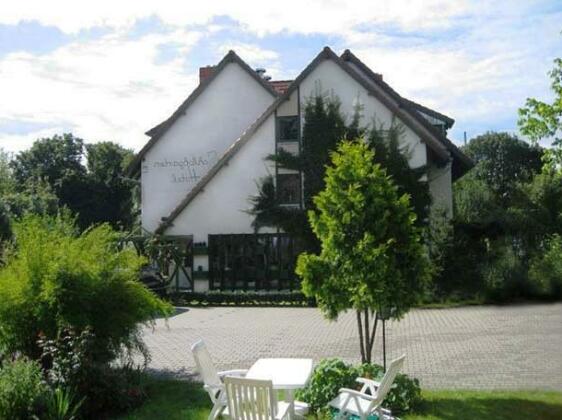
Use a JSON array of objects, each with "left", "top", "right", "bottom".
[
  {"left": 0, "top": 29, "right": 202, "bottom": 152},
  {"left": 346, "top": 5, "right": 562, "bottom": 141},
  {"left": 1, "top": 0, "right": 469, "bottom": 35}
]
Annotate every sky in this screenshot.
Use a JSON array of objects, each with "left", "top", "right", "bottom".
[{"left": 0, "top": 0, "right": 561, "bottom": 154}]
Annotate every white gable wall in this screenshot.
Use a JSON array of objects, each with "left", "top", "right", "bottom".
[
  {"left": 298, "top": 59, "right": 427, "bottom": 169},
  {"left": 167, "top": 116, "right": 277, "bottom": 245},
  {"left": 141, "top": 62, "right": 275, "bottom": 232}
]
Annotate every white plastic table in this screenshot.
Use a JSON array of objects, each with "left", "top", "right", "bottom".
[{"left": 246, "top": 358, "right": 313, "bottom": 419}]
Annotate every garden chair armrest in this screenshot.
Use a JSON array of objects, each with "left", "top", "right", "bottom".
[
  {"left": 218, "top": 369, "right": 248, "bottom": 378},
  {"left": 356, "top": 377, "right": 381, "bottom": 388},
  {"left": 339, "top": 388, "right": 376, "bottom": 401}
]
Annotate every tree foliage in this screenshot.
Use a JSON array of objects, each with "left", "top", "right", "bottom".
[
  {"left": 297, "top": 141, "right": 430, "bottom": 363},
  {"left": 250, "top": 95, "right": 430, "bottom": 252},
  {"left": 367, "top": 123, "right": 430, "bottom": 225},
  {"left": 0, "top": 214, "right": 172, "bottom": 362},
  {"left": 519, "top": 57, "right": 562, "bottom": 143},
  {"left": 432, "top": 129, "right": 562, "bottom": 302},
  {"left": 6, "top": 134, "right": 135, "bottom": 230},
  {"left": 462, "top": 132, "right": 543, "bottom": 200}
]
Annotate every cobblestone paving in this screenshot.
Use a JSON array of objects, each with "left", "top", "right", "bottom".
[{"left": 142, "top": 303, "right": 562, "bottom": 390}]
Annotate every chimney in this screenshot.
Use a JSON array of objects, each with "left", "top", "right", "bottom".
[{"left": 199, "top": 66, "right": 215, "bottom": 84}]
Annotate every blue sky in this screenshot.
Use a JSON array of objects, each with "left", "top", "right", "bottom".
[{"left": 0, "top": 0, "right": 561, "bottom": 153}]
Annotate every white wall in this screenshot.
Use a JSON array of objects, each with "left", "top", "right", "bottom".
[
  {"left": 298, "top": 59, "right": 428, "bottom": 169},
  {"left": 166, "top": 116, "right": 278, "bottom": 269},
  {"left": 428, "top": 161, "right": 453, "bottom": 218},
  {"left": 141, "top": 62, "right": 275, "bottom": 232}
]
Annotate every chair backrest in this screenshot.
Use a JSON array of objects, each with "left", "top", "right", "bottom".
[
  {"left": 375, "top": 354, "right": 405, "bottom": 402},
  {"left": 191, "top": 339, "right": 222, "bottom": 388},
  {"left": 224, "top": 376, "right": 277, "bottom": 420}
]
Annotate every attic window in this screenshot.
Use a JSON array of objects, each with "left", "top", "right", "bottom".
[
  {"left": 277, "top": 173, "right": 301, "bottom": 205},
  {"left": 277, "top": 116, "right": 299, "bottom": 142}
]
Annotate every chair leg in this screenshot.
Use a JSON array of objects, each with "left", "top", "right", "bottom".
[{"left": 208, "top": 402, "right": 223, "bottom": 420}]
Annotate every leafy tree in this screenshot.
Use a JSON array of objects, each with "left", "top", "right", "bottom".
[
  {"left": 297, "top": 141, "right": 430, "bottom": 363},
  {"left": 519, "top": 57, "right": 562, "bottom": 171},
  {"left": 519, "top": 57, "right": 562, "bottom": 141},
  {"left": 9, "top": 134, "right": 135, "bottom": 230},
  {"left": 462, "top": 132, "right": 543, "bottom": 201},
  {"left": 82, "top": 142, "right": 135, "bottom": 230},
  {"left": 251, "top": 95, "right": 349, "bottom": 251},
  {"left": 0, "top": 149, "right": 14, "bottom": 197},
  {"left": 10, "top": 133, "right": 85, "bottom": 191},
  {"left": 251, "top": 95, "right": 431, "bottom": 251},
  {"left": 367, "top": 122, "right": 430, "bottom": 225}
]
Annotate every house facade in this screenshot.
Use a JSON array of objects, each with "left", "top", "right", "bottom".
[{"left": 129, "top": 47, "right": 472, "bottom": 292}]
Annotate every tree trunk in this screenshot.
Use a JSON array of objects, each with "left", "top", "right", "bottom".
[
  {"left": 356, "top": 310, "right": 366, "bottom": 363},
  {"left": 357, "top": 309, "right": 378, "bottom": 364}
]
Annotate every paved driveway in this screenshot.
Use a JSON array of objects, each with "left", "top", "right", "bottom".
[{"left": 142, "top": 303, "right": 562, "bottom": 390}]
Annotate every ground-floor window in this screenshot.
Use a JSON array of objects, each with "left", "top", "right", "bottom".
[{"left": 208, "top": 233, "right": 304, "bottom": 291}]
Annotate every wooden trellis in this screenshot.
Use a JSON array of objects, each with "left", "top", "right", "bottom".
[{"left": 123, "top": 233, "right": 194, "bottom": 293}]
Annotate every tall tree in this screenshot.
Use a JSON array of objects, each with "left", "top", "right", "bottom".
[
  {"left": 297, "top": 141, "right": 430, "bottom": 363},
  {"left": 250, "top": 95, "right": 431, "bottom": 250},
  {"left": 250, "top": 95, "right": 349, "bottom": 251},
  {"left": 519, "top": 57, "right": 562, "bottom": 173},
  {"left": 462, "top": 132, "right": 543, "bottom": 201},
  {"left": 9, "top": 134, "right": 134, "bottom": 230},
  {"left": 519, "top": 56, "right": 562, "bottom": 141},
  {"left": 367, "top": 123, "right": 430, "bottom": 225},
  {"left": 83, "top": 142, "right": 135, "bottom": 230}
]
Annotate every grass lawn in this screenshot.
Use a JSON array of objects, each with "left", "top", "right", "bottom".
[{"left": 117, "top": 379, "right": 562, "bottom": 419}]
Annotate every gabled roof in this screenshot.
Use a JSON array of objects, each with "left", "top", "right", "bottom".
[
  {"left": 126, "top": 50, "right": 279, "bottom": 176},
  {"left": 155, "top": 46, "right": 472, "bottom": 234},
  {"left": 340, "top": 49, "right": 472, "bottom": 177},
  {"left": 401, "top": 98, "right": 455, "bottom": 129}
]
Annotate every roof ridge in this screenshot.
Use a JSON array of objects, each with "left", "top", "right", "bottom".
[
  {"left": 154, "top": 47, "right": 336, "bottom": 233},
  {"left": 126, "top": 50, "right": 279, "bottom": 176},
  {"left": 341, "top": 49, "right": 471, "bottom": 171},
  {"left": 155, "top": 46, "right": 473, "bottom": 233}
]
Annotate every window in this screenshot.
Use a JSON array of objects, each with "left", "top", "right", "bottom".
[
  {"left": 277, "top": 116, "right": 299, "bottom": 142},
  {"left": 277, "top": 173, "right": 301, "bottom": 205}
]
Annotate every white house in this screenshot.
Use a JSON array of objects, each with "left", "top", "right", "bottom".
[{"left": 129, "top": 47, "right": 472, "bottom": 292}]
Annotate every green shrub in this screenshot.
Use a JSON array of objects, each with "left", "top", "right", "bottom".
[
  {"left": 39, "top": 327, "right": 146, "bottom": 417},
  {"left": 44, "top": 387, "right": 84, "bottom": 420},
  {"left": 483, "top": 240, "right": 529, "bottom": 302},
  {"left": 296, "top": 359, "right": 357, "bottom": 412},
  {"left": 529, "top": 235, "right": 562, "bottom": 299},
  {"left": 0, "top": 214, "right": 172, "bottom": 362},
  {"left": 296, "top": 358, "right": 422, "bottom": 415},
  {"left": 0, "top": 358, "right": 48, "bottom": 419}
]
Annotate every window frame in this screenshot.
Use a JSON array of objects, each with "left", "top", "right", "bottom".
[
  {"left": 276, "top": 116, "right": 300, "bottom": 143},
  {"left": 276, "top": 172, "right": 302, "bottom": 205}
]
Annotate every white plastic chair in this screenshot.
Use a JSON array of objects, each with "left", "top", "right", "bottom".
[
  {"left": 191, "top": 339, "right": 248, "bottom": 420},
  {"left": 224, "top": 376, "right": 293, "bottom": 420},
  {"left": 328, "top": 355, "right": 406, "bottom": 420}
]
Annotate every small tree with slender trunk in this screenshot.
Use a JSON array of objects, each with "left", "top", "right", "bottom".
[{"left": 296, "top": 140, "right": 430, "bottom": 363}]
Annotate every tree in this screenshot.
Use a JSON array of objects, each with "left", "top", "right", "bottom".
[
  {"left": 367, "top": 122, "right": 430, "bottom": 226},
  {"left": 519, "top": 57, "right": 562, "bottom": 172},
  {"left": 83, "top": 142, "right": 135, "bottom": 230},
  {"left": 462, "top": 132, "right": 543, "bottom": 201},
  {"left": 250, "top": 95, "right": 350, "bottom": 251},
  {"left": 519, "top": 57, "right": 562, "bottom": 141},
  {"left": 250, "top": 95, "right": 431, "bottom": 250},
  {"left": 296, "top": 141, "right": 431, "bottom": 363},
  {"left": 9, "top": 134, "right": 135, "bottom": 230}
]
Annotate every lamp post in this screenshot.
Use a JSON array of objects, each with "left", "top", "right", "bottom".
[{"left": 377, "top": 306, "right": 396, "bottom": 372}]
